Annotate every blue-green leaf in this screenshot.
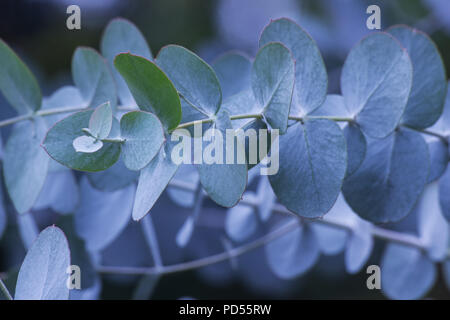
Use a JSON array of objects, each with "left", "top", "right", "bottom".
[
  {"left": 156, "top": 45, "right": 222, "bottom": 116},
  {"left": 427, "top": 139, "right": 448, "bottom": 183},
  {"left": 89, "top": 101, "right": 112, "bottom": 139},
  {"left": 417, "top": 183, "right": 448, "bottom": 261},
  {"left": 43, "top": 110, "right": 121, "bottom": 172},
  {"left": 197, "top": 111, "right": 248, "bottom": 207},
  {"left": 212, "top": 52, "right": 251, "bottom": 99},
  {"left": 120, "top": 111, "right": 165, "bottom": 171},
  {"left": 133, "top": 142, "right": 179, "bottom": 221},
  {"left": 265, "top": 221, "right": 319, "bottom": 279},
  {"left": 4, "top": 118, "right": 49, "bottom": 214},
  {"left": 72, "top": 47, "right": 117, "bottom": 109},
  {"left": 388, "top": 25, "right": 447, "bottom": 129},
  {"left": 15, "top": 226, "right": 70, "bottom": 300},
  {"left": 439, "top": 166, "right": 450, "bottom": 222},
  {"left": 225, "top": 202, "right": 258, "bottom": 242},
  {"left": 252, "top": 42, "right": 294, "bottom": 134},
  {"left": 101, "top": 18, "right": 152, "bottom": 106},
  {"left": 114, "top": 53, "right": 181, "bottom": 132},
  {"left": 269, "top": 119, "right": 347, "bottom": 218},
  {"left": 75, "top": 177, "right": 134, "bottom": 251},
  {"left": 343, "top": 123, "right": 366, "bottom": 177},
  {"left": 381, "top": 243, "right": 436, "bottom": 300},
  {"left": 259, "top": 18, "right": 327, "bottom": 115},
  {"left": 42, "top": 86, "right": 85, "bottom": 126},
  {"left": 341, "top": 32, "right": 413, "bottom": 138},
  {"left": 345, "top": 220, "right": 373, "bottom": 274},
  {"left": 343, "top": 128, "right": 429, "bottom": 223},
  {"left": 0, "top": 39, "right": 42, "bottom": 114}
]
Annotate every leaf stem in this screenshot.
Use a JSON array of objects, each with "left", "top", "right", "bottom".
[
  {"left": 141, "top": 215, "right": 164, "bottom": 271},
  {"left": 0, "top": 278, "right": 13, "bottom": 300}
]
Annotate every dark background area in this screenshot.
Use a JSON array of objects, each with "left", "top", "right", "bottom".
[{"left": 0, "top": 0, "right": 449, "bottom": 299}]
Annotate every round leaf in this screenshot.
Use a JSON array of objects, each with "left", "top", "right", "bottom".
[
  {"left": 343, "top": 128, "right": 429, "bottom": 223},
  {"left": 388, "top": 25, "right": 447, "bottom": 129},
  {"left": 72, "top": 136, "right": 103, "bottom": 153},
  {"left": 252, "top": 42, "right": 295, "bottom": 134},
  {"left": 89, "top": 101, "right": 112, "bottom": 139},
  {"left": 114, "top": 53, "right": 181, "bottom": 132},
  {"left": 212, "top": 52, "right": 251, "bottom": 99},
  {"left": 269, "top": 119, "right": 347, "bottom": 218},
  {"left": 120, "top": 111, "right": 165, "bottom": 171},
  {"left": 15, "top": 226, "right": 70, "bottom": 300},
  {"left": 341, "top": 32, "right": 413, "bottom": 138},
  {"left": 259, "top": 18, "right": 327, "bottom": 115},
  {"left": 43, "top": 110, "right": 121, "bottom": 172}
]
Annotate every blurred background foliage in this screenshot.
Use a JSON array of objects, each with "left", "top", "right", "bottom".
[{"left": 0, "top": 0, "right": 449, "bottom": 299}]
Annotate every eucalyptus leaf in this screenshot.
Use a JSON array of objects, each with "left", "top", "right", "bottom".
[
  {"left": 252, "top": 42, "right": 295, "bottom": 134},
  {"left": 225, "top": 203, "right": 258, "bottom": 242},
  {"left": 0, "top": 39, "right": 41, "bottom": 114},
  {"left": 156, "top": 45, "right": 222, "bottom": 116},
  {"left": 72, "top": 47, "right": 117, "bottom": 109},
  {"left": 4, "top": 118, "right": 49, "bottom": 214},
  {"left": 114, "top": 53, "right": 181, "bottom": 132},
  {"left": 269, "top": 119, "right": 347, "bottom": 218},
  {"left": 120, "top": 111, "right": 165, "bottom": 170},
  {"left": 42, "top": 86, "right": 85, "bottom": 126},
  {"left": 427, "top": 139, "right": 449, "bottom": 183},
  {"left": 73, "top": 136, "right": 103, "bottom": 153},
  {"left": 43, "top": 110, "right": 121, "bottom": 172},
  {"left": 259, "top": 18, "right": 327, "bottom": 115},
  {"left": 17, "top": 212, "right": 38, "bottom": 250},
  {"left": 101, "top": 18, "right": 152, "bottom": 106},
  {"left": 176, "top": 217, "right": 195, "bottom": 248},
  {"left": 341, "top": 32, "right": 413, "bottom": 138},
  {"left": 15, "top": 226, "right": 70, "bottom": 300},
  {"left": 381, "top": 243, "right": 436, "bottom": 300},
  {"left": 439, "top": 166, "right": 450, "bottom": 222},
  {"left": 89, "top": 101, "right": 112, "bottom": 139},
  {"left": 133, "top": 142, "right": 179, "bottom": 221},
  {"left": 212, "top": 52, "right": 251, "bottom": 99},
  {"left": 265, "top": 221, "right": 319, "bottom": 279},
  {"left": 343, "top": 123, "right": 366, "bottom": 177},
  {"left": 417, "top": 183, "right": 448, "bottom": 261},
  {"left": 197, "top": 111, "right": 248, "bottom": 208},
  {"left": 343, "top": 128, "right": 429, "bottom": 223},
  {"left": 388, "top": 25, "right": 447, "bottom": 129},
  {"left": 345, "top": 221, "right": 373, "bottom": 274},
  {"left": 75, "top": 177, "right": 135, "bottom": 251}
]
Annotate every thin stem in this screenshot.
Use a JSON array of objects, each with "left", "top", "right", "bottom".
[
  {"left": 98, "top": 220, "right": 300, "bottom": 276},
  {"left": 141, "top": 215, "right": 164, "bottom": 270},
  {"left": 96, "top": 178, "right": 430, "bottom": 276},
  {"left": 0, "top": 278, "right": 13, "bottom": 300}
]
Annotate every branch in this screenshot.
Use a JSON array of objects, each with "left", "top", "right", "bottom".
[{"left": 0, "top": 278, "right": 13, "bottom": 300}]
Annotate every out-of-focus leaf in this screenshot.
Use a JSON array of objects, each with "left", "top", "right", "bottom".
[
  {"left": 256, "top": 176, "right": 276, "bottom": 221},
  {"left": 381, "top": 243, "right": 436, "bottom": 300},
  {"left": 72, "top": 47, "right": 116, "bottom": 109},
  {"left": 225, "top": 202, "right": 258, "bottom": 243},
  {"left": 101, "top": 18, "right": 152, "bottom": 106},
  {"left": 42, "top": 86, "right": 85, "bottom": 126},
  {"left": 167, "top": 164, "right": 199, "bottom": 208},
  {"left": 341, "top": 32, "right": 412, "bottom": 138},
  {"left": 388, "top": 25, "right": 447, "bottom": 129},
  {"left": 417, "top": 183, "right": 448, "bottom": 261},
  {"left": 75, "top": 177, "right": 135, "bottom": 251},
  {"left": 17, "top": 212, "right": 38, "bottom": 250},
  {"left": 0, "top": 39, "right": 41, "bottom": 113},
  {"left": 259, "top": 18, "right": 327, "bottom": 115},
  {"left": 34, "top": 170, "right": 79, "bottom": 214},
  {"left": 15, "top": 226, "right": 70, "bottom": 300},
  {"left": 269, "top": 120, "right": 346, "bottom": 218},
  {"left": 212, "top": 52, "right": 251, "bottom": 99},
  {"left": 265, "top": 221, "right": 319, "bottom": 279},
  {"left": 343, "top": 128, "right": 429, "bottom": 223},
  {"left": 252, "top": 42, "right": 294, "bottom": 134},
  {"left": 4, "top": 118, "right": 49, "bottom": 214},
  {"left": 427, "top": 139, "right": 448, "bottom": 183}
]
